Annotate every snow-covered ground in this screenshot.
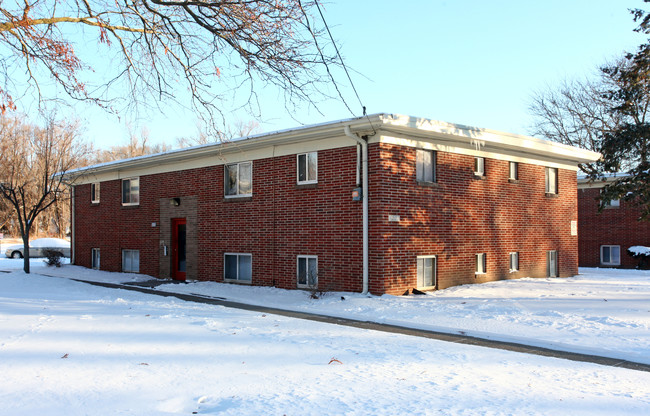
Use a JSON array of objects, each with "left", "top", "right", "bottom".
[
  {"left": 17, "top": 258, "right": 650, "bottom": 365},
  {"left": 1, "top": 259, "right": 649, "bottom": 415}
]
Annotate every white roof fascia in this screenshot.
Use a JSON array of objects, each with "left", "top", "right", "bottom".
[
  {"left": 375, "top": 114, "right": 602, "bottom": 166},
  {"left": 577, "top": 173, "right": 630, "bottom": 189},
  {"left": 62, "top": 113, "right": 601, "bottom": 183}
]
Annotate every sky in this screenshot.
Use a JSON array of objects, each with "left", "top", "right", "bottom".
[{"left": 27, "top": 0, "right": 649, "bottom": 149}]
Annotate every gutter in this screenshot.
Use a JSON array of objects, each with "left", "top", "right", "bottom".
[{"left": 344, "top": 126, "right": 369, "bottom": 295}]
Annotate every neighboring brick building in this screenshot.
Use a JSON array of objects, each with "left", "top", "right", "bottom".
[
  {"left": 65, "top": 114, "right": 599, "bottom": 295},
  {"left": 578, "top": 176, "right": 650, "bottom": 268}
]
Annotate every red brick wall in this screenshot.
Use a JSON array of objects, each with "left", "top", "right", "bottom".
[
  {"left": 74, "top": 147, "right": 364, "bottom": 292},
  {"left": 74, "top": 142, "right": 580, "bottom": 295},
  {"left": 369, "top": 143, "right": 578, "bottom": 294},
  {"left": 578, "top": 187, "right": 650, "bottom": 268}
]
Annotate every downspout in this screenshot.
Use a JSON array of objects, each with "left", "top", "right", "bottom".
[{"left": 344, "top": 126, "right": 369, "bottom": 295}]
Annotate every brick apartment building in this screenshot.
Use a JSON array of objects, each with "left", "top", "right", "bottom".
[
  {"left": 65, "top": 114, "right": 599, "bottom": 295},
  {"left": 578, "top": 176, "right": 650, "bottom": 268}
]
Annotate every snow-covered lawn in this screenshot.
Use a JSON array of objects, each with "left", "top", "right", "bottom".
[
  {"left": 1, "top": 259, "right": 649, "bottom": 415},
  {"left": 22, "top": 258, "right": 650, "bottom": 365}
]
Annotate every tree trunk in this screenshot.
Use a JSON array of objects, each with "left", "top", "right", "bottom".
[{"left": 22, "top": 230, "right": 30, "bottom": 274}]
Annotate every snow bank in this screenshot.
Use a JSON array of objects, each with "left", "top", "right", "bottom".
[{"left": 629, "top": 245, "right": 650, "bottom": 256}]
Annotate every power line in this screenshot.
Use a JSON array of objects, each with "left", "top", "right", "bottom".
[{"left": 313, "top": 1, "right": 367, "bottom": 118}]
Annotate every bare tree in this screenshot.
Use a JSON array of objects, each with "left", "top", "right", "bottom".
[
  {"left": 0, "top": 115, "right": 91, "bottom": 273},
  {"left": 529, "top": 77, "right": 624, "bottom": 175},
  {"left": 0, "top": 1, "right": 348, "bottom": 130},
  {"left": 175, "top": 119, "right": 260, "bottom": 148},
  {"left": 94, "top": 127, "right": 172, "bottom": 163}
]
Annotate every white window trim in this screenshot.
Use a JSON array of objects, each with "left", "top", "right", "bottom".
[
  {"left": 509, "top": 252, "right": 519, "bottom": 273},
  {"left": 416, "top": 149, "right": 436, "bottom": 183},
  {"left": 223, "top": 253, "right": 252, "bottom": 283},
  {"left": 474, "top": 157, "right": 485, "bottom": 177},
  {"left": 600, "top": 245, "right": 621, "bottom": 266},
  {"left": 225, "top": 162, "right": 253, "bottom": 198},
  {"left": 296, "top": 152, "right": 318, "bottom": 184},
  {"left": 475, "top": 253, "right": 487, "bottom": 275},
  {"left": 416, "top": 255, "right": 437, "bottom": 289},
  {"left": 545, "top": 167, "right": 558, "bottom": 194},
  {"left": 91, "top": 182, "right": 100, "bottom": 204},
  {"left": 91, "top": 248, "right": 100, "bottom": 270},
  {"left": 509, "top": 162, "right": 518, "bottom": 181},
  {"left": 297, "top": 255, "right": 318, "bottom": 289},
  {"left": 121, "top": 177, "right": 140, "bottom": 206},
  {"left": 122, "top": 249, "right": 139, "bottom": 273}
]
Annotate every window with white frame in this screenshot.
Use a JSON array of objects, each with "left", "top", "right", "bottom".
[
  {"left": 224, "top": 253, "right": 252, "bottom": 282},
  {"left": 122, "top": 249, "right": 139, "bottom": 273},
  {"left": 122, "top": 178, "right": 140, "bottom": 205},
  {"left": 545, "top": 167, "right": 558, "bottom": 194},
  {"left": 91, "top": 183, "right": 100, "bottom": 203},
  {"left": 225, "top": 162, "right": 252, "bottom": 197},
  {"left": 297, "top": 152, "right": 318, "bottom": 184},
  {"left": 416, "top": 255, "right": 436, "bottom": 288},
  {"left": 91, "top": 248, "right": 100, "bottom": 270},
  {"left": 509, "top": 162, "right": 518, "bottom": 181},
  {"left": 474, "top": 157, "right": 485, "bottom": 176},
  {"left": 416, "top": 149, "right": 436, "bottom": 183},
  {"left": 547, "top": 250, "right": 558, "bottom": 277},
  {"left": 475, "top": 253, "right": 487, "bottom": 274},
  {"left": 601, "top": 245, "right": 621, "bottom": 266},
  {"left": 297, "top": 255, "right": 318, "bottom": 288},
  {"left": 509, "top": 252, "right": 519, "bottom": 272}
]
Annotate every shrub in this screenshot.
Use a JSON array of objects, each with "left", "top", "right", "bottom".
[
  {"left": 627, "top": 246, "right": 650, "bottom": 269},
  {"left": 44, "top": 250, "right": 63, "bottom": 267}
]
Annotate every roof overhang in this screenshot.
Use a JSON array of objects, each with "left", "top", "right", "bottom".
[{"left": 61, "top": 113, "right": 601, "bottom": 183}]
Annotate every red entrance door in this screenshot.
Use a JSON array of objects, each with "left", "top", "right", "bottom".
[{"left": 171, "top": 218, "right": 187, "bottom": 281}]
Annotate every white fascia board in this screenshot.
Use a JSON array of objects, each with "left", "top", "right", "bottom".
[
  {"left": 379, "top": 135, "right": 581, "bottom": 171},
  {"left": 577, "top": 173, "right": 630, "bottom": 189},
  {"left": 68, "top": 135, "right": 360, "bottom": 185},
  {"left": 64, "top": 114, "right": 382, "bottom": 185},
  {"left": 375, "top": 114, "right": 602, "bottom": 166},
  {"left": 62, "top": 112, "right": 600, "bottom": 184}
]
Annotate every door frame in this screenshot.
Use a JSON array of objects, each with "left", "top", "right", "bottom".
[{"left": 171, "top": 217, "right": 187, "bottom": 281}]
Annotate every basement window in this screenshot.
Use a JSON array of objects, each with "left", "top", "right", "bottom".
[
  {"left": 224, "top": 253, "right": 252, "bottom": 283},
  {"left": 509, "top": 252, "right": 519, "bottom": 272},
  {"left": 122, "top": 249, "right": 139, "bottom": 273},
  {"left": 416, "top": 255, "right": 436, "bottom": 289},
  {"left": 600, "top": 245, "right": 620, "bottom": 266},
  {"left": 547, "top": 250, "right": 558, "bottom": 277},
  {"left": 91, "top": 248, "right": 100, "bottom": 270},
  {"left": 475, "top": 253, "right": 487, "bottom": 275},
  {"left": 297, "top": 255, "right": 318, "bottom": 289}
]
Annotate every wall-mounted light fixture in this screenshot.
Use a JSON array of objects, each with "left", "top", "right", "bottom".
[{"left": 171, "top": 198, "right": 181, "bottom": 206}]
